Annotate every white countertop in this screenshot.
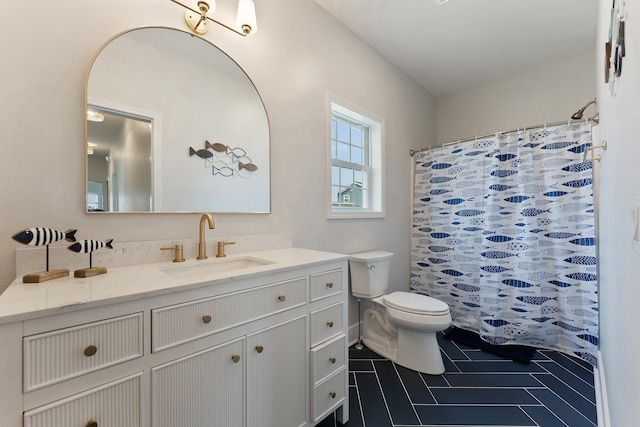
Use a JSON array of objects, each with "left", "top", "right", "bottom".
[{"left": 0, "top": 247, "right": 348, "bottom": 325}]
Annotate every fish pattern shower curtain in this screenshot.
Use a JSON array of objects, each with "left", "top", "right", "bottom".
[{"left": 411, "top": 123, "right": 598, "bottom": 365}]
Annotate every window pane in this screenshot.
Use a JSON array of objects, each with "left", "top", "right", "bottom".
[
  {"left": 354, "top": 169, "right": 363, "bottom": 184},
  {"left": 337, "top": 142, "right": 350, "bottom": 162},
  {"left": 351, "top": 146, "right": 363, "bottom": 165},
  {"left": 331, "top": 119, "right": 336, "bottom": 140},
  {"left": 331, "top": 165, "right": 340, "bottom": 186},
  {"left": 331, "top": 185, "right": 340, "bottom": 203},
  {"left": 337, "top": 122, "right": 350, "bottom": 142},
  {"left": 351, "top": 127, "right": 363, "bottom": 146},
  {"left": 341, "top": 168, "right": 353, "bottom": 185},
  {"left": 331, "top": 140, "right": 337, "bottom": 159}
]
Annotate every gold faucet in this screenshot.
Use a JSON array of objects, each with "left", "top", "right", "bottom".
[{"left": 197, "top": 213, "right": 215, "bottom": 260}]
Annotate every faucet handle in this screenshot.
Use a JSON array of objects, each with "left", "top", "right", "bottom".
[
  {"left": 216, "top": 241, "right": 236, "bottom": 258},
  {"left": 161, "top": 244, "right": 185, "bottom": 262}
]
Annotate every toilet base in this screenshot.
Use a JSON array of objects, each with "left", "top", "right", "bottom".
[{"left": 397, "top": 328, "right": 445, "bottom": 375}]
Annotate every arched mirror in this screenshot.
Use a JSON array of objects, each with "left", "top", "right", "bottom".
[{"left": 86, "top": 27, "right": 270, "bottom": 213}]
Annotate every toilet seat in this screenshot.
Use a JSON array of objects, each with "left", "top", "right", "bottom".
[{"left": 383, "top": 291, "right": 449, "bottom": 316}]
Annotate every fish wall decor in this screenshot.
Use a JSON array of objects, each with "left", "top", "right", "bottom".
[{"left": 188, "top": 140, "right": 258, "bottom": 179}]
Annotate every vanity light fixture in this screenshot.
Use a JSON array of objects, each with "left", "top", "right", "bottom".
[
  {"left": 170, "top": 0, "right": 257, "bottom": 36},
  {"left": 86, "top": 109, "right": 104, "bottom": 122}
]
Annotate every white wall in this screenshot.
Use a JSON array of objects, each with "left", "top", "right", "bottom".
[
  {"left": 436, "top": 48, "right": 596, "bottom": 144},
  {"left": 596, "top": 1, "right": 640, "bottom": 426},
  {"left": 0, "top": 0, "right": 436, "bottom": 340}
]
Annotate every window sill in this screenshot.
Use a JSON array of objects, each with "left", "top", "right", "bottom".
[{"left": 327, "top": 211, "right": 385, "bottom": 220}]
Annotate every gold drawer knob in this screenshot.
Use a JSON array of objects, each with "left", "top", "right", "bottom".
[
  {"left": 329, "top": 392, "right": 336, "bottom": 399},
  {"left": 86, "top": 420, "right": 98, "bottom": 427},
  {"left": 231, "top": 355, "right": 240, "bottom": 363},
  {"left": 329, "top": 357, "right": 336, "bottom": 364},
  {"left": 278, "top": 295, "right": 286, "bottom": 302},
  {"left": 202, "top": 315, "right": 212, "bottom": 324},
  {"left": 255, "top": 345, "right": 264, "bottom": 353},
  {"left": 84, "top": 345, "right": 98, "bottom": 357},
  {"left": 326, "top": 321, "right": 334, "bottom": 328},
  {"left": 326, "top": 282, "right": 334, "bottom": 288}
]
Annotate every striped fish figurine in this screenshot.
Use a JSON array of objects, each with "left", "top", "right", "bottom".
[
  {"left": 12, "top": 227, "right": 77, "bottom": 246},
  {"left": 68, "top": 239, "right": 113, "bottom": 254}
]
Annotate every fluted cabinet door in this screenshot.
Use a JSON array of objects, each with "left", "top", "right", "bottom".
[
  {"left": 246, "top": 316, "right": 307, "bottom": 427},
  {"left": 151, "top": 338, "right": 244, "bottom": 427}
]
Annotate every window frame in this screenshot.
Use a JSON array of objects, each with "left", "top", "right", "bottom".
[{"left": 326, "top": 95, "right": 385, "bottom": 219}]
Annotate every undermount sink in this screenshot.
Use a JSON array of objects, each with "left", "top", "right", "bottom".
[{"left": 160, "top": 256, "right": 275, "bottom": 279}]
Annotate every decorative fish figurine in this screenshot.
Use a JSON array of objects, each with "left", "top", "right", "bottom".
[
  {"left": 189, "top": 147, "right": 213, "bottom": 159},
  {"left": 212, "top": 167, "right": 234, "bottom": 177},
  {"left": 12, "top": 227, "right": 77, "bottom": 246},
  {"left": 238, "top": 162, "right": 258, "bottom": 172},
  {"left": 205, "top": 141, "right": 228, "bottom": 153},
  {"left": 68, "top": 239, "right": 113, "bottom": 253}
]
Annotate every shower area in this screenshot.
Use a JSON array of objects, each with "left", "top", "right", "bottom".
[{"left": 410, "top": 107, "right": 602, "bottom": 366}]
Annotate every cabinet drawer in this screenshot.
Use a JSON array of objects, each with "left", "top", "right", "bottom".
[
  {"left": 152, "top": 277, "right": 307, "bottom": 351},
  {"left": 310, "top": 302, "right": 343, "bottom": 347},
  {"left": 310, "top": 269, "right": 342, "bottom": 302},
  {"left": 24, "top": 372, "right": 142, "bottom": 427},
  {"left": 310, "top": 334, "right": 345, "bottom": 385},
  {"left": 311, "top": 369, "right": 346, "bottom": 422},
  {"left": 23, "top": 313, "right": 143, "bottom": 392}
]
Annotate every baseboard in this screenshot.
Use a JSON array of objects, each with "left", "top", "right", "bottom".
[
  {"left": 594, "top": 350, "right": 610, "bottom": 427},
  {"left": 348, "top": 322, "right": 360, "bottom": 347}
]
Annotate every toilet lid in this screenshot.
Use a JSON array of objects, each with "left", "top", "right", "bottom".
[{"left": 383, "top": 291, "right": 449, "bottom": 315}]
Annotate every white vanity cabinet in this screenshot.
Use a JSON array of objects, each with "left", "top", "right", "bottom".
[{"left": 0, "top": 248, "right": 349, "bottom": 427}]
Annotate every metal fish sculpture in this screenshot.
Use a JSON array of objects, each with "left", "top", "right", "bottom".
[
  {"left": 68, "top": 239, "right": 113, "bottom": 253},
  {"left": 212, "top": 167, "right": 234, "bottom": 177},
  {"left": 12, "top": 227, "right": 77, "bottom": 246},
  {"left": 189, "top": 147, "right": 213, "bottom": 159},
  {"left": 206, "top": 141, "right": 228, "bottom": 153}
]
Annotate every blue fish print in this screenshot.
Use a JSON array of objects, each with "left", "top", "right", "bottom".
[
  {"left": 463, "top": 227, "right": 483, "bottom": 232},
  {"left": 529, "top": 229, "right": 546, "bottom": 233},
  {"left": 548, "top": 280, "right": 573, "bottom": 287},
  {"left": 480, "top": 265, "right": 511, "bottom": 273},
  {"left": 430, "top": 232, "right": 451, "bottom": 239},
  {"left": 464, "top": 150, "right": 485, "bottom": 156},
  {"left": 485, "top": 235, "right": 513, "bottom": 243},
  {"left": 522, "top": 142, "right": 542, "bottom": 148},
  {"left": 428, "top": 258, "right": 449, "bottom": 264},
  {"left": 495, "top": 153, "right": 517, "bottom": 161},
  {"left": 443, "top": 198, "right": 466, "bottom": 205},
  {"left": 564, "top": 256, "right": 597, "bottom": 265},
  {"left": 504, "top": 195, "right": 530, "bottom": 203},
  {"left": 429, "top": 246, "right": 454, "bottom": 252},
  {"left": 432, "top": 163, "right": 453, "bottom": 169},
  {"left": 462, "top": 302, "right": 481, "bottom": 308},
  {"left": 516, "top": 296, "right": 557, "bottom": 305},
  {"left": 453, "top": 283, "right": 481, "bottom": 292},
  {"left": 544, "top": 232, "right": 581, "bottom": 239},
  {"left": 430, "top": 189, "right": 452, "bottom": 195},
  {"left": 569, "top": 237, "right": 596, "bottom": 246},
  {"left": 531, "top": 317, "right": 554, "bottom": 323},
  {"left": 417, "top": 262, "right": 429, "bottom": 268},
  {"left": 562, "top": 161, "right": 592, "bottom": 172},
  {"left": 502, "top": 279, "right": 534, "bottom": 288},
  {"left": 430, "top": 176, "right": 456, "bottom": 183},
  {"left": 543, "top": 191, "right": 569, "bottom": 197},
  {"left": 565, "top": 273, "right": 598, "bottom": 281},
  {"left": 484, "top": 319, "right": 510, "bottom": 327},
  {"left": 567, "top": 144, "right": 588, "bottom": 154},
  {"left": 552, "top": 321, "right": 585, "bottom": 332},
  {"left": 455, "top": 209, "right": 485, "bottom": 216},
  {"left": 418, "top": 227, "right": 433, "bottom": 232},
  {"left": 491, "top": 169, "right": 518, "bottom": 178},
  {"left": 489, "top": 184, "right": 515, "bottom": 191},
  {"left": 441, "top": 269, "right": 464, "bottom": 277},
  {"left": 541, "top": 141, "right": 577, "bottom": 150},
  {"left": 419, "top": 197, "right": 431, "bottom": 202},
  {"left": 562, "top": 178, "right": 592, "bottom": 188},
  {"left": 481, "top": 251, "right": 518, "bottom": 259},
  {"left": 577, "top": 334, "right": 599, "bottom": 345},
  {"left": 521, "top": 208, "right": 550, "bottom": 217}
]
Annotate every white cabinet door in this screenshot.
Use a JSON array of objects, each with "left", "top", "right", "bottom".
[
  {"left": 151, "top": 338, "right": 244, "bottom": 427},
  {"left": 246, "top": 316, "right": 307, "bottom": 427}
]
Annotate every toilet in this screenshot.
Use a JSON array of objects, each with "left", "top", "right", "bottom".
[{"left": 349, "top": 251, "right": 452, "bottom": 375}]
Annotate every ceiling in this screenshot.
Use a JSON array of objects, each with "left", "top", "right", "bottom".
[{"left": 313, "top": 0, "right": 597, "bottom": 97}]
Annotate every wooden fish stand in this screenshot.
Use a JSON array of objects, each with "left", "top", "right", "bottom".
[
  {"left": 74, "top": 266, "right": 107, "bottom": 278},
  {"left": 23, "top": 269, "right": 69, "bottom": 283}
]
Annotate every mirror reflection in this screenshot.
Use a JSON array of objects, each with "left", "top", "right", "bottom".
[{"left": 86, "top": 27, "right": 270, "bottom": 213}]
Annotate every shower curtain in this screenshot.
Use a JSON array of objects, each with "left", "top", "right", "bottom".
[{"left": 411, "top": 123, "right": 598, "bottom": 365}]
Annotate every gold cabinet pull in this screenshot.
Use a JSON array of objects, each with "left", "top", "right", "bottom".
[
  {"left": 278, "top": 295, "right": 286, "bottom": 302},
  {"left": 86, "top": 420, "right": 98, "bottom": 427},
  {"left": 329, "top": 357, "right": 336, "bottom": 364},
  {"left": 231, "top": 355, "right": 240, "bottom": 363},
  {"left": 326, "top": 321, "right": 334, "bottom": 328},
  {"left": 202, "top": 315, "right": 212, "bottom": 324},
  {"left": 329, "top": 392, "right": 336, "bottom": 399},
  {"left": 255, "top": 345, "right": 264, "bottom": 353},
  {"left": 326, "top": 282, "right": 334, "bottom": 288},
  {"left": 84, "top": 345, "right": 98, "bottom": 357}
]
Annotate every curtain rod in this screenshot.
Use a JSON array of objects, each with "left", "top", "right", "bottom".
[{"left": 409, "top": 117, "right": 597, "bottom": 157}]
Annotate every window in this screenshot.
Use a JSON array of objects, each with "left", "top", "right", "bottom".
[{"left": 328, "top": 99, "right": 383, "bottom": 218}]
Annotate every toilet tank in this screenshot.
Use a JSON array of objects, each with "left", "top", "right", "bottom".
[{"left": 349, "top": 251, "right": 394, "bottom": 298}]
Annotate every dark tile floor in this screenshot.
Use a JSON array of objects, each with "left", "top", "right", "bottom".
[{"left": 319, "top": 332, "right": 597, "bottom": 427}]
